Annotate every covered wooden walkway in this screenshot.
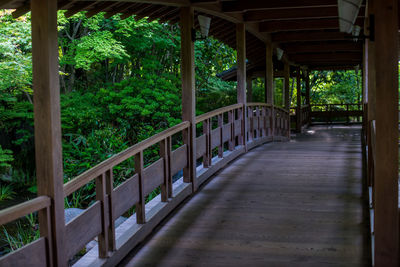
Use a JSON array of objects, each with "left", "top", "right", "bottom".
[{"left": 120, "top": 126, "right": 370, "bottom": 266}]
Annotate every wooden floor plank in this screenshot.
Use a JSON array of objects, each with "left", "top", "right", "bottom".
[{"left": 119, "top": 126, "right": 371, "bottom": 267}]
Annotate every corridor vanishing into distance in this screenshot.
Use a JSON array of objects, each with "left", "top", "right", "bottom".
[{"left": 120, "top": 126, "right": 370, "bottom": 266}]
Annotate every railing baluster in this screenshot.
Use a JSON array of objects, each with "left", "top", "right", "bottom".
[
  {"left": 96, "top": 173, "right": 109, "bottom": 258},
  {"left": 228, "top": 110, "right": 234, "bottom": 151},
  {"left": 218, "top": 114, "right": 223, "bottom": 158},
  {"left": 159, "top": 139, "right": 169, "bottom": 202},
  {"left": 182, "top": 127, "right": 191, "bottom": 184},
  {"left": 203, "top": 119, "right": 210, "bottom": 168},
  {"left": 167, "top": 136, "right": 172, "bottom": 198},
  {"left": 39, "top": 205, "right": 53, "bottom": 267},
  {"left": 238, "top": 107, "right": 244, "bottom": 146},
  {"left": 135, "top": 151, "right": 145, "bottom": 224},
  {"left": 256, "top": 106, "right": 260, "bottom": 138},
  {"left": 249, "top": 106, "right": 254, "bottom": 141},
  {"left": 106, "top": 169, "right": 116, "bottom": 251}
]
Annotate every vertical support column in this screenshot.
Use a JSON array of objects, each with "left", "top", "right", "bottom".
[
  {"left": 365, "top": 2, "right": 375, "bottom": 190},
  {"left": 236, "top": 23, "right": 247, "bottom": 149},
  {"left": 265, "top": 43, "right": 274, "bottom": 137},
  {"left": 374, "top": 0, "right": 399, "bottom": 265},
  {"left": 180, "top": 7, "right": 196, "bottom": 190},
  {"left": 296, "top": 67, "right": 302, "bottom": 132},
  {"left": 284, "top": 61, "right": 290, "bottom": 138},
  {"left": 246, "top": 75, "right": 253, "bottom": 103},
  {"left": 31, "top": 0, "right": 66, "bottom": 266},
  {"left": 305, "top": 70, "right": 311, "bottom": 125}
]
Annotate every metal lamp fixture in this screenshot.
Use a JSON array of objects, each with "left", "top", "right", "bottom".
[
  {"left": 337, "top": 0, "right": 363, "bottom": 33},
  {"left": 276, "top": 48, "right": 284, "bottom": 60},
  {"left": 192, "top": 15, "right": 211, "bottom": 41},
  {"left": 198, "top": 15, "right": 211, "bottom": 38}
]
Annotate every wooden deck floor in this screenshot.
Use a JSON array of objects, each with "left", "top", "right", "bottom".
[{"left": 120, "top": 126, "right": 371, "bottom": 267}]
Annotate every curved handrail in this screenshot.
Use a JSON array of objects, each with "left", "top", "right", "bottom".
[
  {"left": 63, "top": 121, "right": 190, "bottom": 197},
  {"left": 196, "top": 103, "right": 243, "bottom": 123},
  {"left": 0, "top": 103, "right": 291, "bottom": 267}
]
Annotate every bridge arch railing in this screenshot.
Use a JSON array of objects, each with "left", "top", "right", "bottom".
[{"left": 0, "top": 103, "right": 289, "bottom": 267}]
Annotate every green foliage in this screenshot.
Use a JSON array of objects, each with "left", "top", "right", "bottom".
[
  {"left": 309, "top": 70, "right": 361, "bottom": 104},
  {"left": 1, "top": 214, "right": 39, "bottom": 251},
  {"left": 0, "top": 146, "right": 13, "bottom": 171},
  {"left": 0, "top": 184, "right": 15, "bottom": 201},
  {"left": 0, "top": 11, "right": 32, "bottom": 95},
  {"left": 71, "top": 31, "right": 129, "bottom": 71}
]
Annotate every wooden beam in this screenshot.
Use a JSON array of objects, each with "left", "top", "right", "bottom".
[
  {"left": 31, "top": 0, "right": 66, "bottom": 266},
  {"left": 289, "top": 52, "right": 362, "bottom": 63},
  {"left": 104, "top": 3, "right": 135, "bottom": 19},
  {"left": 265, "top": 43, "right": 274, "bottom": 105},
  {"left": 12, "top": 3, "right": 30, "bottom": 18},
  {"left": 145, "top": 5, "right": 171, "bottom": 20},
  {"left": 0, "top": 0, "right": 15, "bottom": 8},
  {"left": 309, "top": 65, "right": 358, "bottom": 70},
  {"left": 305, "top": 70, "right": 310, "bottom": 106},
  {"left": 260, "top": 18, "right": 339, "bottom": 32},
  {"left": 284, "top": 62, "right": 290, "bottom": 110},
  {"left": 85, "top": 2, "right": 120, "bottom": 18},
  {"left": 236, "top": 23, "right": 247, "bottom": 148},
  {"left": 283, "top": 62, "right": 290, "bottom": 138},
  {"left": 65, "top": 2, "right": 97, "bottom": 18},
  {"left": 237, "top": 23, "right": 246, "bottom": 104},
  {"left": 221, "top": 0, "right": 338, "bottom": 13},
  {"left": 296, "top": 67, "right": 302, "bottom": 132},
  {"left": 180, "top": 7, "right": 196, "bottom": 191},
  {"left": 244, "top": 7, "right": 340, "bottom": 22},
  {"left": 272, "top": 31, "right": 350, "bottom": 43},
  {"left": 373, "top": 0, "right": 399, "bottom": 265},
  {"left": 282, "top": 42, "right": 362, "bottom": 54},
  {"left": 246, "top": 76, "right": 252, "bottom": 102}
]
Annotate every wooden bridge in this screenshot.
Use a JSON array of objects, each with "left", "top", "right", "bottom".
[
  {"left": 0, "top": 0, "right": 399, "bottom": 266},
  {"left": 120, "top": 126, "right": 370, "bottom": 267}
]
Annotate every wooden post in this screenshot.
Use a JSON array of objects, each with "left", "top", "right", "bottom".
[
  {"left": 180, "top": 7, "right": 196, "bottom": 190},
  {"left": 246, "top": 76, "right": 253, "bottom": 103},
  {"left": 265, "top": 43, "right": 274, "bottom": 137},
  {"left": 236, "top": 23, "right": 247, "bottom": 148},
  {"left": 374, "top": 0, "right": 399, "bottom": 265},
  {"left": 365, "top": 3, "right": 374, "bottom": 190},
  {"left": 296, "top": 67, "right": 302, "bottom": 132},
  {"left": 284, "top": 62, "right": 290, "bottom": 137},
  {"left": 31, "top": 0, "right": 66, "bottom": 265},
  {"left": 305, "top": 70, "right": 311, "bottom": 125}
]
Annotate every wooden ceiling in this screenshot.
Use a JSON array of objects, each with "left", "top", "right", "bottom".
[{"left": 0, "top": 0, "right": 366, "bottom": 70}]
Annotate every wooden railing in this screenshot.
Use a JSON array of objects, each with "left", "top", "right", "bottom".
[
  {"left": 290, "top": 103, "right": 363, "bottom": 129},
  {"left": 0, "top": 103, "right": 290, "bottom": 267},
  {"left": 290, "top": 104, "right": 311, "bottom": 132},
  {"left": 311, "top": 103, "right": 363, "bottom": 123}
]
